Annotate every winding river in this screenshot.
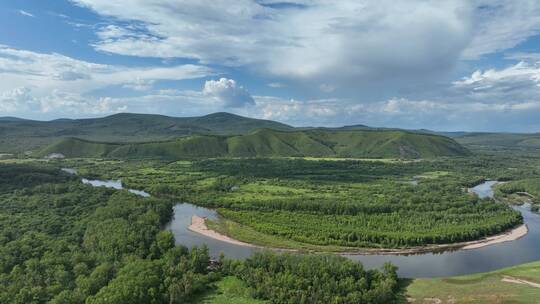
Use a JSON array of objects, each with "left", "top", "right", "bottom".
[
  {"left": 166, "top": 181, "right": 540, "bottom": 278},
  {"left": 76, "top": 171, "right": 540, "bottom": 278}
]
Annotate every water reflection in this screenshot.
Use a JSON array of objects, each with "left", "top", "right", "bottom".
[
  {"left": 470, "top": 180, "right": 498, "bottom": 199},
  {"left": 167, "top": 180, "right": 540, "bottom": 278},
  {"left": 61, "top": 168, "right": 77, "bottom": 175},
  {"left": 165, "top": 204, "right": 256, "bottom": 259},
  {"left": 345, "top": 203, "right": 539, "bottom": 277},
  {"left": 80, "top": 177, "right": 151, "bottom": 198}
]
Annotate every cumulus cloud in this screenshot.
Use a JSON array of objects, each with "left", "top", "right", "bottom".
[
  {"left": 453, "top": 61, "right": 540, "bottom": 102},
  {"left": 0, "top": 87, "right": 127, "bottom": 115},
  {"left": 69, "top": 0, "right": 469, "bottom": 82},
  {"left": 0, "top": 87, "right": 37, "bottom": 112},
  {"left": 69, "top": 0, "right": 540, "bottom": 87},
  {"left": 0, "top": 45, "right": 214, "bottom": 117},
  {"left": 203, "top": 78, "right": 255, "bottom": 108},
  {"left": 5, "top": 1, "right": 540, "bottom": 130},
  {"left": 40, "top": 90, "right": 128, "bottom": 114},
  {"left": 240, "top": 95, "right": 540, "bottom": 132}
]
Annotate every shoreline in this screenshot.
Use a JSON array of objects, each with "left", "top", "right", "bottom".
[
  {"left": 188, "top": 215, "right": 261, "bottom": 248},
  {"left": 188, "top": 215, "right": 529, "bottom": 255}
]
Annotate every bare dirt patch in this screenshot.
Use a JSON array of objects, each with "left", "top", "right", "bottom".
[{"left": 501, "top": 275, "right": 540, "bottom": 288}]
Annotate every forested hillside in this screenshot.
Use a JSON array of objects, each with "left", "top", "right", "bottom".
[
  {"left": 0, "top": 112, "right": 292, "bottom": 153},
  {"left": 454, "top": 132, "right": 540, "bottom": 151},
  {"left": 39, "top": 129, "right": 470, "bottom": 159}
]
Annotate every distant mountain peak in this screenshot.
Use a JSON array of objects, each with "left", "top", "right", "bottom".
[
  {"left": 0, "top": 116, "right": 28, "bottom": 122},
  {"left": 202, "top": 112, "right": 241, "bottom": 118}
]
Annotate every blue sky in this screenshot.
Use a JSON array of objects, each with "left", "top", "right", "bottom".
[{"left": 2, "top": 0, "right": 540, "bottom": 132}]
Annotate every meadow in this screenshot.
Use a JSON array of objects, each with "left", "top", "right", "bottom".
[{"left": 406, "top": 260, "right": 540, "bottom": 303}]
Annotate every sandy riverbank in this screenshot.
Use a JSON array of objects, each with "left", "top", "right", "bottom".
[
  {"left": 462, "top": 224, "right": 528, "bottom": 250},
  {"left": 188, "top": 215, "right": 528, "bottom": 255},
  {"left": 188, "top": 215, "right": 262, "bottom": 248}
]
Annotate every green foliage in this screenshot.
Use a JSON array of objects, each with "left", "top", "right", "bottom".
[
  {"left": 86, "top": 258, "right": 163, "bottom": 304},
  {"left": 224, "top": 252, "right": 400, "bottom": 304},
  {"left": 0, "top": 112, "right": 292, "bottom": 153},
  {"left": 64, "top": 156, "right": 529, "bottom": 249},
  {"left": 0, "top": 162, "right": 404, "bottom": 303},
  {"left": 188, "top": 158, "right": 522, "bottom": 247},
  {"left": 199, "top": 276, "right": 268, "bottom": 303},
  {"left": 38, "top": 129, "right": 470, "bottom": 159},
  {"left": 497, "top": 178, "right": 540, "bottom": 203},
  {"left": 0, "top": 164, "right": 215, "bottom": 303},
  {"left": 456, "top": 132, "right": 540, "bottom": 151},
  {"left": 407, "top": 260, "right": 540, "bottom": 303},
  {"left": 218, "top": 207, "right": 520, "bottom": 248}
]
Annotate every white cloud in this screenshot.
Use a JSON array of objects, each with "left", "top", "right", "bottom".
[
  {"left": 18, "top": 10, "right": 34, "bottom": 18},
  {"left": 122, "top": 78, "right": 155, "bottom": 91},
  {"left": 0, "top": 45, "right": 214, "bottom": 117},
  {"left": 505, "top": 52, "right": 540, "bottom": 62},
  {"left": 0, "top": 87, "right": 37, "bottom": 112},
  {"left": 203, "top": 78, "right": 255, "bottom": 108},
  {"left": 463, "top": 1, "right": 540, "bottom": 59},
  {"left": 0, "top": 45, "right": 212, "bottom": 95},
  {"left": 40, "top": 90, "right": 128, "bottom": 114},
  {"left": 239, "top": 95, "right": 540, "bottom": 132},
  {"left": 0, "top": 87, "right": 128, "bottom": 115},
  {"left": 453, "top": 61, "right": 540, "bottom": 102},
  {"left": 69, "top": 0, "right": 540, "bottom": 87},
  {"left": 70, "top": 0, "right": 470, "bottom": 82}
]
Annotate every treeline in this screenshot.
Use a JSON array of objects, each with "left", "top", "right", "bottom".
[
  {"left": 218, "top": 209, "right": 521, "bottom": 247},
  {"left": 192, "top": 156, "right": 540, "bottom": 182},
  {"left": 224, "top": 252, "right": 400, "bottom": 304},
  {"left": 198, "top": 180, "right": 499, "bottom": 214},
  {"left": 498, "top": 178, "right": 540, "bottom": 203}
]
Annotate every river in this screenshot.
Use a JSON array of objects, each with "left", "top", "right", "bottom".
[{"left": 77, "top": 171, "right": 540, "bottom": 278}]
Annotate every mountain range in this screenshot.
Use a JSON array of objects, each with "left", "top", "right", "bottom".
[{"left": 0, "top": 111, "right": 507, "bottom": 159}]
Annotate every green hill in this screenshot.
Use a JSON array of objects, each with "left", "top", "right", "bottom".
[
  {"left": 0, "top": 112, "right": 292, "bottom": 153},
  {"left": 455, "top": 132, "right": 540, "bottom": 150},
  {"left": 39, "top": 129, "right": 470, "bottom": 159}
]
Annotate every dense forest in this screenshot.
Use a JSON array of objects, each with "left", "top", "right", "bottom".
[
  {"left": 0, "top": 163, "right": 400, "bottom": 303},
  {"left": 223, "top": 252, "right": 400, "bottom": 303},
  {"left": 61, "top": 156, "right": 530, "bottom": 248}
]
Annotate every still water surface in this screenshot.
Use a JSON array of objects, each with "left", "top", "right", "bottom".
[{"left": 81, "top": 178, "right": 152, "bottom": 197}]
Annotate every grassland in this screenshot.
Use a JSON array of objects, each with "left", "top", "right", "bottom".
[
  {"left": 197, "top": 276, "right": 267, "bottom": 304},
  {"left": 406, "top": 261, "right": 540, "bottom": 303}
]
